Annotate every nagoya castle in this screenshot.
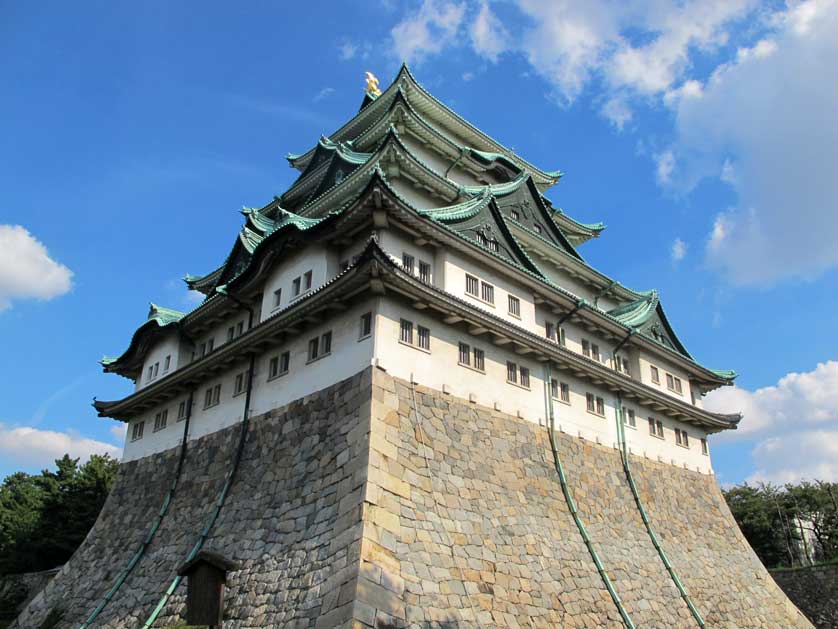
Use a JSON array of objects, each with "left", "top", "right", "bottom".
[{"left": 15, "top": 67, "right": 811, "bottom": 628}]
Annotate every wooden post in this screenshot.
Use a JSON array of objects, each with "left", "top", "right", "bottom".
[{"left": 177, "top": 551, "right": 239, "bottom": 628}]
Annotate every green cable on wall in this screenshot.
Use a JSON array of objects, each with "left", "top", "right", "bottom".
[
  {"left": 542, "top": 365, "right": 636, "bottom": 629},
  {"left": 79, "top": 393, "right": 194, "bottom": 629},
  {"left": 140, "top": 351, "right": 255, "bottom": 628},
  {"left": 613, "top": 393, "right": 706, "bottom": 628}
]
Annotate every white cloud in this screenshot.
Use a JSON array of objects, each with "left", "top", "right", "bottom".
[
  {"left": 705, "top": 361, "right": 838, "bottom": 483},
  {"left": 339, "top": 40, "right": 358, "bottom": 60},
  {"left": 602, "top": 95, "right": 632, "bottom": 130},
  {"left": 671, "top": 238, "right": 687, "bottom": 262},
  {"left": 669, "top": 0, "right": 838, "bottom": 284},
  {"left": 0, "top": 422, "right": 122, "bottom": 471},
  {"left": 655, "top": 150, "right": 676, "bottom": 185},
  {"left": 462, "top": 71, "right": 475, "bottom": 82},
  {"left": 391, "top": 0, "right": 466, "bottom": 63},
  {"left": 313, "top": 87, "right": 336, "bottom": 102},
  {"left": 469, "top": 1, "right": 510, "bottom": 62},
  {"left": 0, "top": 225, "right": 73, "bottom": 311}
]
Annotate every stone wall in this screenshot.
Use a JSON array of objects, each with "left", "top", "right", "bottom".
[
  {"left": 14, "top": 369, "right": 373, "bottom": 629},
  {"left": 14, "top": 366, "right": 811, "bottom": 628},
  {"left": 771, "top": 564, "right": 838, "bottom": 628}
]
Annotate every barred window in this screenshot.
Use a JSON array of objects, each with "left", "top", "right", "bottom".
[
  {"left": 507, "top": 361, "right": 517, "bottom": 383},
  {"left": 650, "top": 366, "right": 660, "bottom": 384},
  {"left": 400, "top": 319, "right": 413, "bottom": 344},
  {"left": 481, "top": 282, "right": 494, "bottom": 304},
  {"left": 473, "top": 348, "right": 485, "bottom": 371},
  {"left": 595, "top": 396, "right": 605, "bottom": 415},
  {"left": 321, "top": 331, "right": 332, "bottom": 355},
  {"left": 279, "top": 351, "right": 290, "bottom": 374},
  {"left": 550, "top": 378, "right": 559, "bottom": 399},
  {"left": 466, "top": 274, "right": 479, "bottom": 296},
  {"left": 459, "top": 342, "right": 471, "bottom": 365},
  {"left": 508, "top": 295, "right": 520, "bottom": 317},
  {"left": 546, "top": 322, "right": 555, "bottom": 341},
  {"left": 308, "top": 337, "right": 319, "bottom": 361},
  {"left": 131, "top": 421, "right": 144, "bottom": 441},
  {"left": 268, "top": 356, "right": 279, "bottom": 379},
  {"left": 625, "top": 408, "right": 636, "bottom": 427},
  {"left": 153, "top": 410, "right": 168, "bottom": 432},
  {"left": 586, "top": 392, "right": 595, "bottom": 412},
  {"left": 666, "top": 373, "right": 675, "bottom": 389},
  {"left": 591, "top": 344, "right": 600, "bottom": 362},
  {"left": 559, "top": 326, "right": 566, "bottom": 347},
  {"left": 560, "top": 382, "right": 570, "bottom": 403},
  {"left": 303, "top": 270, "right": 313, "bottom": 291},
  {"left": 359, "top": 312, "right": 372, "bottom": 339},
  {"left": 419, "top": 261, "right": 431, "bottom": 283},
  {"left": 402, "top": 253, "right": 415, "bottom": 274},
  {"left": 417, "top": 326, "right": 430, "bottom": 351},
  {"left": 520, "top": 367, "right": 530, "bottom": 388},
  {"left": 582, "top": 339, "right": 591, "bottom": 357},
  {"left": 177, "top": 401, "right": 187, "bottom": 420}
]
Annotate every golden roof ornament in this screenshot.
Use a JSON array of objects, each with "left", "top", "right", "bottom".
[{"left": 365, "top": 71, "right": 381, "bottom": 98}]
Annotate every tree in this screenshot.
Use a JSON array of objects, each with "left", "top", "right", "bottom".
[{"left": 0, "top": 454, "right": 118, "bottom": 575}]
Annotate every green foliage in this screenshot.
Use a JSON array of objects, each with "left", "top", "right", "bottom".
[
  {"left": 723, "top": 480, "right": 838, "bottom": 569},
  {"left": 0, "top": 455, "right": 118, "bottom": 575}
]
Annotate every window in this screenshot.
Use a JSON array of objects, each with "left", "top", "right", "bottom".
[
  {"left": 236, "top": 322, "right": 244, "bottom": 337},
  {"left": 675, "top": 429, "right": 689, "bottom": 448},
  {"left": 419, "top": 261, "right": 431, "bottom": 283},
  {"left": 623, "top": 408, "right": 636, "bottom": 428},
  {"left": 303, "top": 270, "right": 313, "bottom": 291},
  {"left": 520, "top": 367, "right": 531, "bottom": 388},
  {"left": 268, "top": 356, "right": 279, "bottom": 379},
  {"left": 510, "top": 209, "right": 520, "bottom": 221},
  {"left": 400, "top": 319, "right": 413, "bottom": 345},
  {"left": 648, "top": 417, "right": 664, "bottom": 438},
  {"left": 506, "top": 361, "right": 518, "bottom": 384},
  {"left": 207, "top": 338, "right": 214, "bottom": 353},
  {"left": 489, "top": 240, "right": 499, "bottom": 253},
  {"left": 560, "top": 382, "right": 570, "bottom": 403},
  {"left": 587, "top": 393, "right": 604, "bottom": 416},
  {"left": 701, "top": 438, "right": 709, "bottom": 455},
  {"left": 153, "top": 410, "right": 168, "bottom": 432},
  {"left": 546, "top": 322, "right": 555, "bottom": 341},
  {"left": 321, "top": 331, "right": 332, "bottom": 355},
  {"left": 621, "top": 358, "right": 630, "bottom": 376},
  {"left": 273, "top": 288, "right": 282, "bottom": 308},
  {"left": 359, "top": 312, "right": 372, "bottom": 339},
  {"left": 650, "top": 365, "right": 660, "bottom": 384},
  {"left": 466, "top": 274, "right": 479, "bottom": 297},
  {"left": 473, "top": 348, "right": 485, "bottom": 371},
  {"left": 582, "top": 339, "right": 590, "bottom": 358},
  {"left": 417, "top": 326, "right": 430, "bottom": 350},
  {"left": 204, "top": 385, "right": 221, "bottom": 409},
  {"left": 666, "top": 373, "right": 674, "bottom": 389},
  {"left": 292, "top": 277, "right": 301, "bottom": 296},
  {"left": 591, "top": 344, "right": 600, "bottom": 362},
  {"left": 558, "top": 326, "right": 566, "bottom": 347},
  {"left": 481, "top": 282, "right": 494, "bottom": 304},
  {"left": 402, "top": 253, "right": 415, "bottom": 274},
  {"left": 164, "top": 355, "right": 171, "bottom": 372},
  {"left": 234, "top": 372, "right": 248, "bottom": 396},
  {"left": 669, "top": 375, "right": 683, "bottom": 394},
  {"left": 534, "top": 223, "right": 543, "bottom": 234},
  {"left": 508, "top": 295, "right": 521, "bottom": 317},
  {"left": 227, "top": 326, "right": 235, "bottom": 342},
  {"left": 550, "top": 378, "right": 559, "bottom": 399},
  {"left": 147, "top": 365, "right": 154, "bottom": 382},
  {"left": 177, "top": 401, "right": 187, "bottom": 421},
  {"left": 476, "top": 232, "right": 488, "bottom": 247},
  {"left": 459, "top": 342, "right": 471, "bottom": 366},
  {"left": 307, "top": 337, "right": 319, "bottom": 362},
  {"left": 131, "top": 421, "right": 144, "bottom": 441},
  {"left": 278, "top": 351, "right": 290, "bottom": 375},
  {"left": 152, "top": 362, "right": 159, "bottom": 378}
]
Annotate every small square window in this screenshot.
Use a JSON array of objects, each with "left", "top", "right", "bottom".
[
  {"left": 359, "top": 312, "right": 372, "bottom": 339},
  {"left": 417, "top": 326, "right": 430, "bottom": 351},
  {"left": 153, "top": 410, "right": 168, "bottom": 432},
  {"left": 624, "top": 408, "right": 636, "bottom": 427},
  {"left": 273, "top": 288, "right": 282, "bottom": 308},
  {"left": 131, "top": 421, "right": 144, "bottom": 441}
]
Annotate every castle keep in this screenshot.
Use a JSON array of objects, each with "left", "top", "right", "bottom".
[{"left": 15, "top": 67, "right": 811, "bottom": 627}]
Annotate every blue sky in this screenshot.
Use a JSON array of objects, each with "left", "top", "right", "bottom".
[{"left": 2, "top": 0, "right": 837, "bottom": 484}]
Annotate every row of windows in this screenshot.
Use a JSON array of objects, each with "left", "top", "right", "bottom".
[
  {"left": 131, "top": 399, "right": 189, "bottom": 441},
  {"left": 464, "top": 273, "right": 522, "bottom": 319},
  {"left": 650, "top": 365, "right": 684, "bottom": 395},
  {"left": 399, "top": 319, "right": 430, "bottom": 351},
  {"left": 402, "top": 253, "right": 432, "bottom": 283},
  {"left": 145, "top": 355, "right": 172, "bottom": 382}
]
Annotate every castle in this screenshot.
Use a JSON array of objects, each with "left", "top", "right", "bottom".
[{"left": 14, "top": 67, "right": 811, "bottom": 628}]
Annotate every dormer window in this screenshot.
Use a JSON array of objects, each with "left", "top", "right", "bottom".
[
  {"left": 510, "top": 210, "right": 519, "bottom": 221},
  {"left": 533, "top": 223, "right": 543, "bottom": 234}
]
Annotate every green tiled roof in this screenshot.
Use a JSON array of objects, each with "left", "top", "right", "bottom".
[{"left": 608, "top": 291, "right": 659, "bottom": 327}]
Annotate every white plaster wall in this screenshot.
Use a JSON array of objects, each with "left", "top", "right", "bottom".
[
  {"left": 399, "top": 134, "right": 490, "bottom": 187},
  {"left": 378, "top": 231, "right": 438, "bottom": 287},
  {"left": 259, "top": 244, "right": 337, "bottom": 323},
  {"left": 123, "top": 392, "right": 191, "bottom": 460},
  {"left": 637, "top": 350, "right": 693, "bottom": 403},
  {"left": 534, "top": 260, "right": 597, "bottom": 303},
  {"left": 387, "top": 176, "right": 444, "bottom": 210},
  {"left": 137, "top": 333, "right": 181, "bottom": 392},
  {"left": 441, "top": 250, "right": 536, "bottom": 328}
]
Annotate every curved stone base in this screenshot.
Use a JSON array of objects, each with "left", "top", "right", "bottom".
[{"left": 14, "top": 368, "right": 811, "bottom": 628}]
